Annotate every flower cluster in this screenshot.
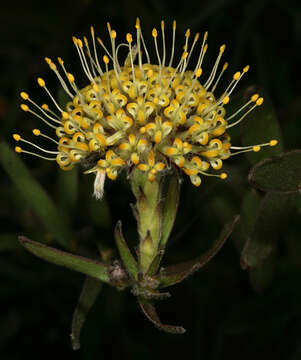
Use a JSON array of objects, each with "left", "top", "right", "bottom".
[{"left": 13, "top": 19, "right": 277, "bottom": 198}]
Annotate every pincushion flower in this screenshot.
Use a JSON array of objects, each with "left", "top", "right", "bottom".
[
  {"left": 14, "top": 19, "right": 281, "bottom": 341},
  {"left": 13, "top": 18, "right": 277, "bottom": 199}
]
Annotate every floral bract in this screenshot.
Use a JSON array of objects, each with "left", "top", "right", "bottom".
[{"left": 14, "top": 18, "right": 277, "bottom": 198}]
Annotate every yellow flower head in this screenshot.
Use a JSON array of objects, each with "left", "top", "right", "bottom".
[{"left": 15, "top": 19, "right": 278, "bottom": 198}]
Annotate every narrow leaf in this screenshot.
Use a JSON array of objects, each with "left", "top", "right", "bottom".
[
  {"left": 241, "top": 192, "right": 294, "bottom": 268},
  {"left": 158, "top": 215, "right": 240, "bottom": 288},
  {"left": 249, "top": 150, "right": 301, "bottom": 193},
  {"left": 146, "top": 249, "right": 164, "bottom": 277},
  {"left": 71, "top": 276, "right": 103, "bottom": 350},
  {"left": 138, "top": 297, "right": 186, "bottom": 334},
  {"left": 160, "top": 175, "right": 180, "bottom": 247},
  {"left": 114, "top": 221, "right": 138, "bottom": 281},
  {"left": 19, "top": 236, "right": 110, "bottom": 283},
  {"left": 0, "top": 142, "right": 73, "bottom": 248}
]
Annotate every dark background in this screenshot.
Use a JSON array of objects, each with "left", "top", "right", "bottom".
[{"left": 1, "top": 0, "right": 301, "bottom": 359}]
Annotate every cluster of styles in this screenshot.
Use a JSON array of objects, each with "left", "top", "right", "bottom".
[{"left": 13, "top": 18, "right": 277, "bottom": 199}]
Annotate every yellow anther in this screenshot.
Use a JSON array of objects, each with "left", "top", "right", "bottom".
[
  {"left": 152, "top": 28, "right": 158, "bottom": 37},
  {"left": 77, "top": 39, "right": 83, "bottom": 48},
  {"left": 13, "top": 134, "right": 21, "bottom": 141},
  {"left": 135, "top": 17, "right": 140, "bottom": 29},
  {"left": 220, "top": 44, "right": 226, "bottom": 53},
  {"left": 93, "top": 84, "right": 99, "bottom": 92},
  {"left": 138, "top": 163, "right": 149, "bottom": 172},
  {"left": 50, "top": 62, "right": 57, "bottom": 71},
  {"left": 155, "top": 162, "right": 165, "bottom": 171},
  {"left": 173, "top": 20, "right": 176, "bottom": 29},
  {"left": 165, "top": 147, "right": 178, "bottom": 156},
  {"left": 45, "top": 57, "right": 51, "bottom": 65},
  {"left": 131, "top": 153, "right": 139, "bottom": 164},
  {"left": 185, "top": 29, "right": 190, "bottom": 37},
  {"left": 42, "top": 104, "right": 49, "bottom": 110},
  {"left": 112, "top": 158, "right": 125, "bottom": 167},
  {"left": 204, "top": 31, "right": 208, "bottom": 41},
  {"left": 223, "top": 62, "right": 229, "bottom": 70},
  {"left": 57, "top": 57, "right": 64, "bottom": 65},
  {"left": 119, "top": 143, "right": 130, "bottom": 151},
  {"left": 32, "top": 129, "right": 40, "bottom": 136},
  {"left": 256, "top": 97, "right": 264, "bottom": 106},
  {"left": 103, "top": 55, "right": 109, "bottom": 64},
  {"left": 154, "top": 130, "right": 162, "bottom": 144},
  {"left": 182, "top": 52, "right": 188, "bottom": 60},
  {"left": 203, "top": 44, "right": 208, "bottom": 53},
  {"left": 253, "top": 145, "right": 261, "bottom": 152},
  {"left": 37, "top": 78, "right": 45, "bottom": 87},
  {"left": 126, "top": 33, "right": 132, "bottom": 43},
  {"left": 270, "top": 140, "right": 278, "bottom": 146},
  {"left": 20, "top": 92, "right": 29, "bottom": 100},
  {"left": 223, "top": 96, "right": 230, "bottom": 104},
  {"left": 67, "top": 73, "right": 75, "bottom": 83},
  {"left": 233, "top": 72, "right": 241, "bottom": 81},
  {"left": 90, "top": 25, "right": 94, "bottom": 35},
  {"left": 62, "top": 112, "right": 69, "bottom": 120},
  {"left": 20, "top": 104, "right": 29, "bottom": 111},
  {"left": 251, "top": 93, "right": 259, "bottom": 102},
  {"left": 191, "top": 175, "right": 201, "bottom": 187},
  {"left": 15, "top": 146, "right": 22, "bottom": 153},
  {"left": 189, "top": 123, "right": 200, "bottom": 134},
  {"left": 195, "top": 68, "right": 202, "bottom": 78},
  {"left": 128, "top": 133, "right": 136, "bottom": 145},
  {"left": 243, "top": 65, "right": 250, "bottom": 72},
  {"left": 161, "top": 20, "right": 165, "bottom": 29},
  {"left": 111, "top": 30, "right": 117, "bottom": 39},
  {"left": 220, "top": 173, "right": 227, "bottom": 179},
  {"left": 72, "top": 36, "right": 78, "bottom": 45}
]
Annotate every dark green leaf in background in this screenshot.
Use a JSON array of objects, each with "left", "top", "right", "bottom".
[
  {"left": 0, "top": 142, "right": 74, "bottom": 249},
  {"left": 241, "top": 90, "right": 283, "bottom": 165},
  {"left": 241, "top": 192, "right": 294, "bottom": 268},
  {"left": 249, "top": 150, "right": 301, "bottom": 193}
]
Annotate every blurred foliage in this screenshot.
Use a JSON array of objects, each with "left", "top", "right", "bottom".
[{"left": 1, "top": 0, "right": 301, "bottom": 359}]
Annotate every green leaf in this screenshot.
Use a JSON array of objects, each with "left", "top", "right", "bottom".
[
  {"left": 160, "top": 175, "right": 180, "bottom": 247},
  {"left": 0, "top": 142, "right": 73, "bottom": 249},
  {"left": 241, "top": 192, "right": 294, "bottom": 268},
  {"left": 241, "top": 90, "right": 283, "bottom": 165},
  {"left": 71, "top": 276, "right": 103, "bottom": 350},
  {"left": 146, "top": 249, "right": 164, "bottom": 277},
  {"left": 248, "top": 150, "right": 301, "bottom": 193},
  {"left": 19, "top": 236, "right": 110, "bottom": 283},
  {"left": 157, "top": 215, "right": 240, "bottom": 288},
  {"left": 138, "top": 297, "right": 186, "bottom": 334},
  {"left": 114, "top": 221, "right": 138, "bottom": 281}
]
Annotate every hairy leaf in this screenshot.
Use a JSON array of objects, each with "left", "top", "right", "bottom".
[
  {"left": 71, "top": 276, "right": 103, "bottom": 350},
  {"left": 19, "top": 236, "right": 110, "bottom": 283},
  {"left": 249, "top": 150, "right": 301, "bottom": 193},
  {"left": 138, "top": 298, "right": 186, "bottom": 334},
  {"left": 114, "top": 221, "right": 138, "bottom": 281},
  {"left": 160, "top": 175, "right": 180, "bottom": 247},
  {"left": 158, "top": 215, "right": 240, "bottom": 288}
]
